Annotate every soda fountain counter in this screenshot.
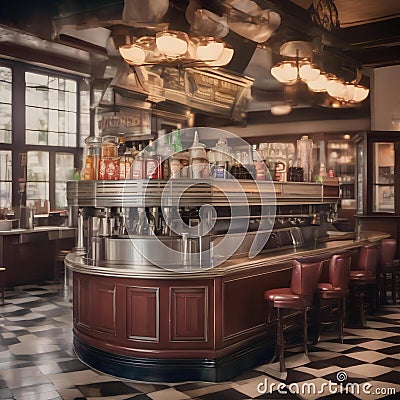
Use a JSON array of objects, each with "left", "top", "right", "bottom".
[{"left": 65, "top": 179, "right": 387, "bottom": 382}]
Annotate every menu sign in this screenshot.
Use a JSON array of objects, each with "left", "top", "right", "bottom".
[{"left": 98, "top": 110, "right": 151, "bottom": 135}]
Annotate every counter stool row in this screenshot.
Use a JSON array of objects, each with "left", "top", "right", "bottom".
[
  {"left": 263, "top": 240, "right": 398, "bottom": 373},
  {"left": 264, "top": 252, "right": 352, "bottom": 372},
  {"left": 380, "top": 238, "right": 400, "bottom": 305}
]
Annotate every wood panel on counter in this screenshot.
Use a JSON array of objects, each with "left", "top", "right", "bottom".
[{"left": 70, "top": 231, "right": 389, "bottom": 382}]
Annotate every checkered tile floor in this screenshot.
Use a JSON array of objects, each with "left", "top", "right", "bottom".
[{"left": 1, "top": 284, "right": 399, "bottom": 399}]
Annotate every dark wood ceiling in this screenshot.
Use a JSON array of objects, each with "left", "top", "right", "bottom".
[
  {"left": 0, "top": 0, "right": 399, "bottom": 69},
  {"left": 263, "top": 0, "right": 400, "bottom": 68}
]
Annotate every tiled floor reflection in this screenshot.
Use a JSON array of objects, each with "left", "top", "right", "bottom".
[{"left": 1, "top": 284, "right": 399, "bottom": 399}]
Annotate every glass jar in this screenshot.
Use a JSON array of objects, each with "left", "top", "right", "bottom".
[
  {"left": 81, "top": 136, "right": 102, "bottom": 180},
  {"left": 101, "top": 135, "right": 118, "bottom": 158},
  {"left": 99, "top": 135, "right": 120, "bottom": 180}
]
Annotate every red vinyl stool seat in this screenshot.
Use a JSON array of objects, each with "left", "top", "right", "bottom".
[
  {"left": 380, "top": 238, "right": 400, "bottom": 305},
  {"left": 264, "top": 259, "right": 323, "bottom": 372},
  {"left": 316, "top": 254, "right": 351, "bottom": 343},
  {"left": 349, "top": 245, "right": 379, "bottom": 328},
  {"left": 0, "top": 267, "right": 6, "bottom": 304}
]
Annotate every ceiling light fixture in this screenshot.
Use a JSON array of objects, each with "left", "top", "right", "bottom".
[
  {"left": 271, "top": 42, "right": 321, "bottom": 85},
  {"left": 271, "top": 41, "right": 369, "bottom": 106},
  {"left": 119, "top": 30, "right": 234, "bottom": 68}
]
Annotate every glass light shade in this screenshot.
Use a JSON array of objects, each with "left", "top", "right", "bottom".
[
  {"left": 119, "top": 44, "right": 146, "bottom": 65},
  {"left": 326, "top": 77, "right": 346, "bottom": 100},
  {"left": 271, "top": 61, "right": 298, "bottom": 84},
  {"left": 205, "top": 45, "right": 234, "bottom": 66},
  {"left": 342, "top": 83, "right": 355, "bottom": 102},
  {"left": 298, "top": 61, "right": 320, "bottom": 82},
  {"left": 156, "top": 31, "right": 189, "bottom": 58},
  {"left": 307, "top": 73, "right": 327, "bottom": 92},
  {"left": 196, "top": 38, "right": 224, "bottom": 62},
  {"left": 352, "top": 85, "right": 369, "bottom": 102},
  {"left": 271, "top": 103, "right": 292, "bottom": 115}
]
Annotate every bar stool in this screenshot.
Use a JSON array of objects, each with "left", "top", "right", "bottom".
[
  {"left": 0, "top": 267, "right": 6, "bottom": 304},
  {"left": 316, "top": 254, "right": 351, "bottom": 343},
  {"left": 380, "top": 238, "right": 400, "bottom": 305},
  {"left": 55, "top": 250, "right": 70, "bottom": 290},
  {"left": 264, "top": 259, "right": 323, "bottom": 372},
  {"left": 349, "top": 245, "right": 379, "bottom": 328}
]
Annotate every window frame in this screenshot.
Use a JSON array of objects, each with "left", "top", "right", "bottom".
[{"left": 0, "top": 59, "right": 84, "bottom": 212}]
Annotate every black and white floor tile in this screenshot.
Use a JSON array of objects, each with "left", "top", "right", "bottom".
[{"left": 1, "top": 284, "right": 399, "bottom": 399}]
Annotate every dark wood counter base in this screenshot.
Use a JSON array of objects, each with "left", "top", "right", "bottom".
[
  {"left": 74, "top": 336, "right": 273, "bottom": 382},
  {"left": 69, "top": 232, "right": 389, "bottom": 383}
]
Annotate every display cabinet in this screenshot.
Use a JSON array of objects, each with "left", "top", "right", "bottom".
[
  {"left": 372, "top": 142, "right": 395, "bottom": 213},
  {"left": 327, "top": 138, "right": 356, "bottom": 202}
]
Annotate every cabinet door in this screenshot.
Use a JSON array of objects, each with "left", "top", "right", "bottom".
[
  {"left": 372, "top": 142, "right": 395, "bottom": 213},
  {"left": 327, "top": 139, "right": 356, "bottom": 203}
]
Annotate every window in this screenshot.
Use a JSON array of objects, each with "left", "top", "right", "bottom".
[
  {"left": 0, "top": 60, "right": 85, "bottom": 212},
  {"left": 0, "top": 66, "right": 12, "bottom": 144},
  {"left": 0, "top": 150, "right": 12, "bottom": 209},
  {"left": 0, "top": 66, "right": 12, "bottom": 210},
  {"left": 25, "top": 72, "right": 77, "bottom": 147}
]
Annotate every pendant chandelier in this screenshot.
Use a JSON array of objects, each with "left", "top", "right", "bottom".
[
  {"left": 119, "top": 30, "right": 234, "bottom": 68},
  {"left": 271, "top": 41, "right": 369, "bottom": 105}
]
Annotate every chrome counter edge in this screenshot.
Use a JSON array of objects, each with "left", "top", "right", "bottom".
[{"left": 65, "top": 231, "right": 389, "bottom": 279}]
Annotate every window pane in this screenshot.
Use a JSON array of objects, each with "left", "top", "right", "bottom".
[
  {"left": 27, "top": 151, "right": 49, "bottom": 181},
  {"left": 373, "top": 142, "right": 395, "bottom": 213},
  {"left": 55, "top": 153, "right": 74, "bottom": 210},
  {"left": 55, "top": 181, "right": 67, "bottom": 210},
  {"left": 48, "top": 131, "right": 58, "bottom": 146},
  {"left": 58, "top": 132, "right": 66, "bottom": 147},
  {"left": 0, "top": 66, "right": 12, "bottom": 145},
  {"left": 0, "top": 150, "right": 12, "bottom": 180},
  {"left": 0, "top": 80, "right": 12, "bottom": 103},
  {"left": 26, "top": 130, "right": 39, "bottom": 145},
  {"left": 0, "top": 104, "right": 12, "bottom": 143},
  {"left": 0, "top": 181, "right": 12, "bottom": 209},
  {"left": 67, "top": 112, "right": 76, "bottom": 134},
  {"left": 26, "top": 72, "right": 49, "bottom": 88},
  {"left": 0, "top": 67, "right": 12, "bottom": 83},
  {"left": 26, "top": 182, "right": 49, "bottom": 209},
  {"left": 26, "top": 150, "right": 49, "bottom": 212},
  {"left": 26, "top": 87, "right": 38, "bottom": 107},
  {"left": 56, "top": 153, "right": 74, "bottom": 181},
  {"left": 49, "top": 109, "right": 58, "bottom": 131}
]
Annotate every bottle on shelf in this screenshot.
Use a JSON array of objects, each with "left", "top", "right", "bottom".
[
  {"left": 253, "top": 145, "right": 266, "bottom": 181},
  {"left": 189, "top": 131, "right": 208, "bottom": 179},
  {"left": 213, "top": 138, "right": 231, "bottom": 179},
  {"left": 171, "top": 129, "right": 183, "bottom": 153},
  {"left": 81, "top": 136, "right": 102, "bottom": 180},
  {"left": 98, "top": 135, "right": 120, "bottom": 180},
  {"left": 131, "top": 143, "right": 144, "bottom": 179},
  {"left": 117, "top": 134, "right": 127, "bottom": 158},
  {"left": 120, "top": 148, "right": 134, "bottom": 179},
  {"left": 145, "top": 140, "right": 162, "bottom": 179},
  {"left": 157, "top": 133, "right": 175, "bottom": 179},
  {"left": 296, "top": 135, "right": 313, "bottom": 182},
  {"left": 230, "top": 151, "right": 241, "bottom": 179}
]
